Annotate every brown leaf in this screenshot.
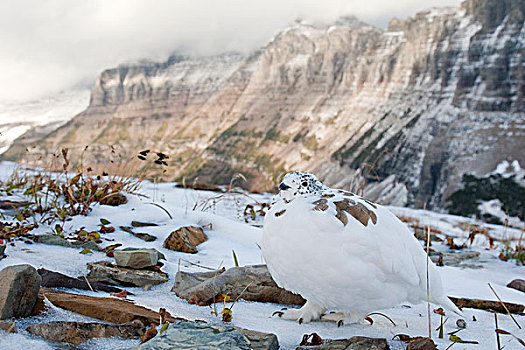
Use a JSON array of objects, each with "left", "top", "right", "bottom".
[
  {"left": 433, "top": 307, "right": 445, "bottom": 316},
  {"left": 110, "top": 290, "right": 127, "bottom": 298},
  {"left": 300, "top": 333, "right": 323, "bottom": 346},
  {"left": 141, "top": 324, "right": 157, "bottom": 343}
]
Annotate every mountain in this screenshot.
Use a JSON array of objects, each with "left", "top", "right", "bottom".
[
  {"left": 0, "top": 89, "right": 90, "bottom": 154},
  {"left": 4, "top": 0, "right": 524, "bottom": 214}
]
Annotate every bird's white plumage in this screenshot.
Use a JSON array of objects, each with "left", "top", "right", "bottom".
[{"left": 262, "top": 171, "right": 458, "bottom": 324}]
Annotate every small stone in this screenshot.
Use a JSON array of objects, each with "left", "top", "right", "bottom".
[
  {"left": 406, "top": 337, "right": 437, "bottom": 350},
  {"left": 0, "top": 264, "right": 41, "bottom": 319},
  {"left": 114, "top": 249, "right": 158, "bottom": 269},
  {"left": 38, "top": 268, "right": 123, "bottom": 293},
  {"left": 87, "top": 261, "right": 168, "bottom": 288},
  {"left": 237, "top": 328, "right": 279, "bottom": 350},
  {"left": 507, "top": 279, "right": 525, "bottom": 293},
  {"left": 296, "top": 336, "right": 388, "bottom": 350},
  {"left": 131, "top": 221, "right": 159, "bottom": 227},
  {"left": 163, "top": 226, "right": 207, "bottom": 253},
  {"left": 26, "top": 320, "right": 145, "bottom": 345},
  {"left": 33, "top": 234, "right": 102, "bottom": 251},
  {"left": 456, "top": 318, "right": 467, "bottom": 328}
]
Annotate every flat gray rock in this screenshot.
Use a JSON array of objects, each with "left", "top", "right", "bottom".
[
  {"left": 133, "top": 321, "right": 251, "bottom": 350},
  {"left": 87, "top": 261, "right": 168, "bottom": 288},
  {"left": 296, "top": 336, "right": 388, "bottom": 350},
  {"left": 0, "top": 264, "right": 41, "bottom": 319},
  {"left": 172, "top": 264, "right": 305, "bottom": 306},
  {"left": 114, "top": 249, "right": 158, "bottom": 269},
  {"left": 33, "top": 234, "right": 102, "bottom": 251},
  {"left": 26, "top": 320, "right": 145, "bottom": 345}
]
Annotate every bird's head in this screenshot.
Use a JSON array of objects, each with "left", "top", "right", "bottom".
[{"left": 278, "top": 171, "right": 327, "bottom": 202}]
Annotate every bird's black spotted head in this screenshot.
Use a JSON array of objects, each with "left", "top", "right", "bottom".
[{"left": 278, "top": 171, "right": 327, "bottom": 202}]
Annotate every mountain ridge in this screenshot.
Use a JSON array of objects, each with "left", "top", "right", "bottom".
[{"left": 4, "top": 0, "right": 524, "bottom": 214}]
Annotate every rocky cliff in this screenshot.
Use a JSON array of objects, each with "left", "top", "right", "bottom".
[{"left": 5, "top": 0, "right": 524, "bottom": 212}]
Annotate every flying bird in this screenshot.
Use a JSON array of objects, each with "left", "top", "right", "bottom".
[{"left": 262, "top": 171, "right": 460, "bottom": 326}]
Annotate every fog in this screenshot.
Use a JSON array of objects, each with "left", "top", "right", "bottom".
[{"left": 0, "top": 0, "right": 461, "bottom": 102}]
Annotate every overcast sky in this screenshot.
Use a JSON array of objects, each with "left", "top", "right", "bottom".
[{"left": 0, "top": 0, "right": 461, "bottom": 103}]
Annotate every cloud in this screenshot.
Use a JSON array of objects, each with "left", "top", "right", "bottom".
[{"left": 0, "top": 0, "right": 461, "bottom": 102}]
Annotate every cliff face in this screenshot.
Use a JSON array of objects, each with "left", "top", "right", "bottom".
[{"left": 6, "top": 0, "right": 524, "bottom": 210}]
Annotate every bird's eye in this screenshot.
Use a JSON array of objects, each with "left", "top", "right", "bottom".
[{"left": 301, "top": 181, "right": 308, "bottom": 187}]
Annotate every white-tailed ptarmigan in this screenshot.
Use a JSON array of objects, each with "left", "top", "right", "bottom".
[{"left": 262, "top": 171, "right": 460, "bottom": 326}]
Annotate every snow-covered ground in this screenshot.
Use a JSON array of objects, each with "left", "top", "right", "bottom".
[{"left": 0, "top": 162, "right": 523, "bottom": 349}]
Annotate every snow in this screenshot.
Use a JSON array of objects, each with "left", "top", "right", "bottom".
[
  {"left": 0, "top": 88, "right": 90, "bottom": 154},
  {"left": 0, "top": 162, "right": 524, "bottom": 349}
]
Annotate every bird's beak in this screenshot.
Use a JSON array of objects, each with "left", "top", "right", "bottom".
[{"left": 279, "top": 183, "right": 291, "bottom": 191}]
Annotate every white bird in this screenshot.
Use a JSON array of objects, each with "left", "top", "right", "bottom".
[{"left": 262, "top": 171, "right": 460, "bottom": 326}]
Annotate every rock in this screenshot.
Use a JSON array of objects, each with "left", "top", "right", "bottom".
[
  {"left": 27, "top": 320, "right": 145, "bottom": 345},
  {"left": 0, "top": 244, "right": 5, "bottom": 260},
  {"left": 406, "top": 337, "right": 437, "bottom": 350},
  {"left": 175, "top": 183, "right": 223, "bottom": 192},
  {"left": 0, "top": 264, "right": 41, "bottom": 319},
  {"left": 120, "top": 247, "right": 166, "bottom": 260},
  {"left": 119, "top": 226, "right": 157, "bottom": 242},
  {"left": 449, "top": 296, "right": 524, "bottom": 314},
  {"left": 132, "top": 320, "right": 251, "bottom": 350},
  {"left": 429, "top": 251, "right": 480, "bottom": 267},
  {"left": 38, "top": 268, "right": 123, "bottom": 293},
  {"left": 31, "top": 291, "right": 48, "bottom": 316},
  {"left": 0, "top": 200, "right": 29, "bottom": 210},
  {"left": 131, "top": 221, "right": 159, "bottom": 227},
  {"left": 507, "top": 279, "right": 525, "bottom": 293},
  {"left": 33, "top": 234, "right": 102, "bottom": 251},
  {"left": 42, "top": 289, "right": 181, "bottom": 324},
  {"left": 296, "top": 336, "right": 389, "bottom": 350},
  {"left": 172, "top": 264, "right": 305, "bottom": 306},
  {"left": 237, "top": 328, "right": 279, "bottom": 350},
  {"left": 113, "top": 249, "right": 158, "bottom": 269},
  {"left": 87, "top": 261, "right": 168, "bottom": 288},
  {"left": 0, "top": 321, "right": 16, "bottom": 333},
  {"left": 163, "top": 226, "right": 207, "bottom": 253}
]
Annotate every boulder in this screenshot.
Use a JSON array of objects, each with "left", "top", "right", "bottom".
[
  {"left": 114, "top": 249, "right": 158, "bottom": 269},
  {"left": 42, "top": 289, "right": 181, "bottom": 325},
  {"left": 172, "top": 264, "right": 305, "bottom": 306},
  {"left": 0, "top": 321, "right": 16, "bottom": 333},
  {"left": 38, "top": 268, "right": 123, "bottom": 293},
  {"left": 507, "top": 279, "right": 525, "bottom": 293},
  {"left": 296, "top": 336, "right": 389, "bottom": 350},
  {"left": 163, "top": 226, "right": 207, "bottom": 253},
  {"left": 132, "top": 320, "right": 251, "bottom": 350},
  {"left": 27, "top": 320, "right": 145, "bottom": 345},
  {"left": 0, "top": 264, "right": 41, "bottom": 319},
  {"left": 87, "top": 261, "right": 168, "bottom": 288}
]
